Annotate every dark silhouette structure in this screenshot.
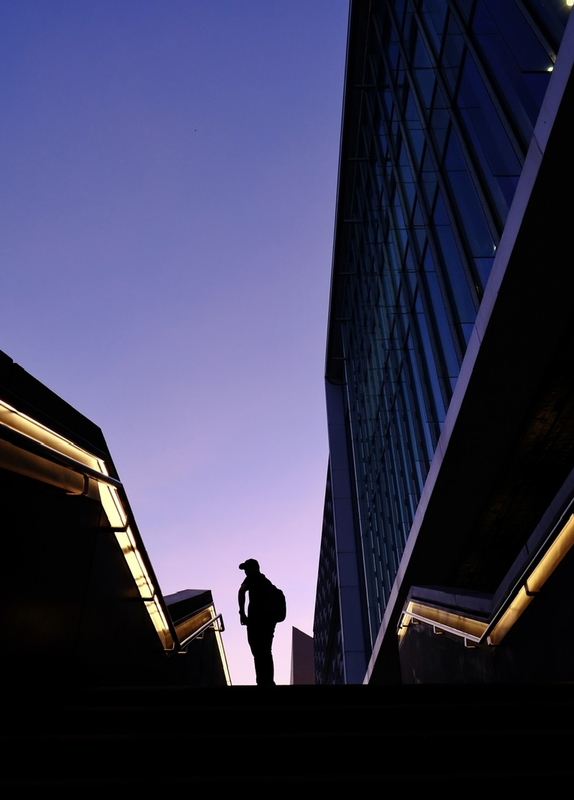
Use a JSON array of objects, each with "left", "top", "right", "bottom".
[
  {"left": 315, "top": 0, "right": 574, "bottom": 684},
  {"left": 290, "top": 627, "right": 315, "bottom": 685},
  {"left": 238, "top": 559, "right": 278, "bottom": 686},
  {"left": 0, "top": 350, "right": 230, "bottom": 686}
]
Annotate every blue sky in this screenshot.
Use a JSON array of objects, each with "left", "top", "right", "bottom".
[{"left": 0, "top": 1, "right": 349, "bottom": 684}]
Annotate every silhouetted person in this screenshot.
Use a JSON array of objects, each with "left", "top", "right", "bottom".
[{"left": 238, "top": 559, "right": 277, "bottom": 686}]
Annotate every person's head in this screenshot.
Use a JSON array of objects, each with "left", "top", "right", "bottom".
[{"left": 239, "top": 558, "right": 260, "bottom": 576}]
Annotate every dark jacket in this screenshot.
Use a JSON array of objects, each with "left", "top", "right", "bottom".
[{"left": 241, "top": 572, "right": 275, "bottom": 625}]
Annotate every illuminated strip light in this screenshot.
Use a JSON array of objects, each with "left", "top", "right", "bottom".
[
  {"left": 0, "top": 398, "right": 173, "bottom": 651},
  {"left": 175, "top": 607, "right": 232, "bottom": 686},
  {"left": 398, "top": 513, "right": 574, "bottom": 648},
  {"left": 487, "top": 513, "right": 574, "bottom": 645},
  {"left": 0, "top": 399, "right": 101, "bottom": 471},
  {"left": 145, "top": 599, "right": 173, "bottom": 651},
  {"left": 211, "top": 606, "right": 232, "bottom": 686},
  {"left": 176, "top": 606, "right": 214, "bottom": 645},
  {"left": 98, "top": 482, "right": 173, "bottom": 649},
  {"left": 398, "top": 600, "right": 487, "bottom": 646}
]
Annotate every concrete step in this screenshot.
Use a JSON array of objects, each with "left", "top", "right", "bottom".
[{"left": 2, "top": 685, "right": 573, "bottom": 786}]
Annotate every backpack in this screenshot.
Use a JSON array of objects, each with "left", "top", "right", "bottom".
[{"left": 269, "top": 583, "right": 287, "bottom": 623}]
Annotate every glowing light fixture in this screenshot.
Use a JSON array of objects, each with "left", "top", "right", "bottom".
[
  {"left": 0, "top": 398, "right": 174, "bottom": 651},
  {"left": 175, "top": 605, "right": 231, "bottom": 685},
  {"left": 398, "top": 600, "right": 487, "bottom": 645},
  {"left": 97, "top": 480, "right": 172, "bottom": 648},
  {"left": 399, "top": 513, "right": 574, "bottom": 649},
  {"left": 0, "top": 399, "right": 101, "bottom": 471},
  {"left": 209, "top": 606, "right": 232, "bottom": 686},
  {"left": 487, "top": 513, "right": 574, "bottom": 645},
  {"left": 0, "top": 396, "right": 233, "bottom": 674}
]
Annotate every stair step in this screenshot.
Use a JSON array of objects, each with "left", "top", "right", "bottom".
[{"left": 2, "top": 685, "right": 573, "bottom": 786}]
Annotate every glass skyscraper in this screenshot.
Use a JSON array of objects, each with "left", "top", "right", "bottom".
[{"left": 315, "top": 1, "right": 574, "bottom": 683}]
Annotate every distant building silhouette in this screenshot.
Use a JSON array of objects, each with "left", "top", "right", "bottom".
[{"left": 290, "top": 627, "right": 315, "bottom": 685}]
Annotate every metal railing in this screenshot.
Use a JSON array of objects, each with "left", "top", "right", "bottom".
[
  {"left": 0, "top": 420, "right": 121, "bottom": 488},
  {"left": 398, "top": 501, "right": 574, "bottom": 649},
  {"left": 178, "top": 613, "right": 225, "bottom": 651}
]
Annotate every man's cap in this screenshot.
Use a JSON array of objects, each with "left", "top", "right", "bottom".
[{"left": 239, "top": 559, "right": 259, "bottom": 571}]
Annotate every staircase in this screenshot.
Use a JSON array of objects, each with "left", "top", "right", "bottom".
[{"left": 3, "top": 684, "right": 573, "bottom": 786}]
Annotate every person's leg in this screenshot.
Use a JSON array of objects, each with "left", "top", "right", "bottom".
[{"left": 247, "top": 624, "right": 276, "bottom": 685}]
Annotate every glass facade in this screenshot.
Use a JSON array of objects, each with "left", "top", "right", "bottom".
[
  {"left": 314, "top": 466, "right": 345, "bottom": 684},
  {"left": 316, "top": 0, "right": 572, "bottom": 678}
]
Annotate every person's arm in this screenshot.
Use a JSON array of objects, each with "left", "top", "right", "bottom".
[{"left": 238, "top": 583, "right": 248, "bottom": 625}]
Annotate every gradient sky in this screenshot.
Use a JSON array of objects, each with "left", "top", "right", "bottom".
[{"left": 0, "top": 1, "right": 349, "bottom": 684}]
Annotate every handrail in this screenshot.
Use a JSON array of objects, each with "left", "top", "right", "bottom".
[
  {"left": 0, "top": 414, "right": 178, "bottom": 652},
  {"left": 400, "top": 609, "right": 484, "bottom": 646},
  {"left": 482, "top": 506, "right": 574, "bottom": 644},
  {"left": 0, "top": 402, "right": 232, "bottom": 667},
  {"left": 398, "top": 499, "right": 574, "bottom": 648},
  {"left": 0, "top": 420, "right": 122, "bottom": 487},
  {"left": 178, "top": 613, "right": 225, "bottom": 650}
]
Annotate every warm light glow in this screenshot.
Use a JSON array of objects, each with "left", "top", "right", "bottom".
[
  {"left": 398, "top": 600, "right": 487, "bottom": 643},
  {"left": 0, "top": 399, "right": 100, "bottom": 471},
  {"left": 175, "top": 607, "right": 213, "bottom": 643},
  {"left": 99, "top": 486, "right": 160, "bottom": 603},
  {"left": 215, "top": 625, "right": 232, "bottom": 686},
  {"left": 116, "top": 529, "right": 156, "bottom": 597},
  {"left": 399, "top": 514, "right": 574, "bottom": 649},
  {"left": 487, "top": 585, "right": 531, "bottom": 645},
  {"left": 567, "top": 1, "right": 573, "bottom": 8},
  {"left": 529, "top": 514, "right": 574, "bottom": 590},
  {"left": 398, "top": 601, "right": 415, "bottom": 640},
  {"left": 98, "top": 482, "right": 174, "bottom": 649},
  {"left": 129, "top": 539, "right": 154, "bottom": 594},
  {"left": 0, "top": 399, "right": 175, "bottom": 653},
  {"left": 174, "top": 606, "right": 231, "bottom": 684},
  {"left": 489, "top": 513, "right": 574, "bottom": 645},
  {"left": 209, "top": 605, "right": 232, "bottom": 686},
  {"left": 145, "top": 598, "right": 172, "bottom": 649},
  {"left": 99, "top": 483, "right": 128, "bottom": 528}
]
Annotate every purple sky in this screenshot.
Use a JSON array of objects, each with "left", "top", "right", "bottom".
[{"left": 0, "top": 1, "right": 349, "bottom": 684}]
